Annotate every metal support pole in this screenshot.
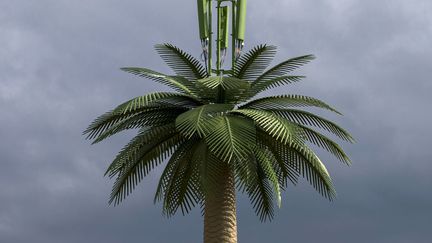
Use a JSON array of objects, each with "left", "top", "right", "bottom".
[
  {"left": 216, "top": 0, "right": 224, "bottom": 102},
  {"left": 231, "top": 0, "right": 237, "bottom": 71},
  {"left": 216, "top": 1, "right": 221, "bottom": 74},
  {"left": 207, "top": 0, "right": 213, "bottom": 76}
]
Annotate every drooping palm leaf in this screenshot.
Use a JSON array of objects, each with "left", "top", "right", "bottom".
[
  {"left": 160, "top": 138, "right": 203, "bottom": 216},
  {"left": 233, "top": 154, "right": 258, "bottom": 194},
  {"left": 298, "top": 125, "right": 352, "bottom": 165},
  {"left": 106, "top": 123, "right": 177, "bottom": 177},
  {"left": 258, "top": 131, "right": 336, "bottom": 199},
  {"left": 268, "top": 109, "right": 354, "bottom": 142},
  {"left": 254, "top": 148, "right": 282, "bottom": 208},
  {"left": 257, "top": 134, "right": 300, "bottom": 187},
  {"left": 247, "top": 163, "right": 275, "bottom": 221},
  {"left": 109, "top": 132, "right": 185, "bottom": 205},
  {"left": 83, "top": 92, "right": 201, "bottom": 140},
  {"left": 154, "top": 138, "right": 194, "bottom": 203},
  {"left": 205, "top": 115, "right": 256, "bottom": 162},
  {"left": 197, "top": 142, "right": 227, "bottom": 199},
  {"left": 287, "top": 142, "right": 336, "bottom": 199},
  {"left": 84, "top": 109, "right": 134, "bottom": 140},
  {"left": 232, "top": 109, "right": 301, "bottom": 145},
  {"left": 92, "top": 107, "right": 188, "bottom": 144}
]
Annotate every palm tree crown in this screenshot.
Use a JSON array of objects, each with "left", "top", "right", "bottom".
[{"left": 84, "top": 43, "right": 353, "bottom": 221}]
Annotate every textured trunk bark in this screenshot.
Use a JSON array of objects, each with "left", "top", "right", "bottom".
[{"left": 203, "top": 166, "right": 237, "bottom": 243}]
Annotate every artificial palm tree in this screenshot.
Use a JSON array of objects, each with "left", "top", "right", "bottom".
[{"left": 84, "top": 2, "right": 353, "bottom": 243}]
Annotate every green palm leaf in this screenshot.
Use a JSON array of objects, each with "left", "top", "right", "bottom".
[
  {"left": 197, "top": 76, "right": 251, "bottom": 104},
  {"left": 92, "top": 107, "right": 188, "bottom": 144},
  {"left": 247, "top": 163, "right": 275, "bottom": 221},
  {"left": 84, "top": 109, "right": 134, "bottom": 141},
  {"left": 299, "top": 125, "right": 352, "bottom": 165},
  {"left": 84, "top": 92, "right": 200, "bottom": 140},
  {"left": 196, "top": 142, "right": 227, "bottom": 198},
  {"left": 232, "top": 109, "right": 300, "bottom": 145},
  {"left": 198, "top": 76, "right": 250, "bottom": 90},
  {"left": 257, "top": 132, "right": 300, "bottom": 187},
  {"left": 154, "top": 138, "right": 194, "bottom": 203},
  {"left": 249, "top": 75, "right": 305, "bottom": 96},
  {"left": 155, "top": 43, "right": 207, "bottom": 80},
  {"left": 175, "top": 104, "right": 234, "bottom": 138},
  {"left": 114, "top": 92, "right": 202, "bottom": 114},
  {"left": 205, "top": 115, "right": 256, "bottom": 162},
  {"left": 233, "top": 44, "right": 277, "bottom": 81},
  {"left": 120, "top": 67, "right": 199, "bottom": 96},
  {"left": 109, "top": 132, "right": 184, "bottom": 205},
  {"left": 240, "top": 94, "right": 342, "bottom": 115},
  {"left": 288, "top": 142, "right": 336, "bottom": 199},
  {"left": 253, "top": 54, "right": 315, "bottom": 87},
  {"left": 254, "top": 148, "right": 282, "bottom": 208},
  {"left": 160, "top": 139, "right": 202, "bottom": 216},
  {"left": 268, "top": 109, "right": 354, "bottom": 142},
  {"left": 106, "top": 123, "right": 177, "bottom": 177},
  {"left": 258, "top": 132, "right": 336, "bottom": 199}
]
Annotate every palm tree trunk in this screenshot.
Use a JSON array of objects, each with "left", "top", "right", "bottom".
[{"left": 203, "top": 166, "right": 237, "bottom": 243}]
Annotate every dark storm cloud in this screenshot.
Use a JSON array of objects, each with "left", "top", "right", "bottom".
[{"left": 1, "top": 0, "right": 431, "bottom": 242}]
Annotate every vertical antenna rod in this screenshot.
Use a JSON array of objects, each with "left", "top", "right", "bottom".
[
  {"left": 197, "top": 0, "right": 210, "bottom": 74},
  {"left": 235, "top": 0, "right": 247, "bottom": 59},
  {"left": 231, "top": 0, "right": 237, "bottom": 69},
  {"left": 196, "top": 0, "right": 247, "bottom": 76},
  {"left": 218, "top": 6, "right": 229, "bottom": 69}
]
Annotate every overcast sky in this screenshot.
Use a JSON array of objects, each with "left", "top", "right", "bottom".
[{"left": 1, "top": 0, "right": 431, "bottom": 242}]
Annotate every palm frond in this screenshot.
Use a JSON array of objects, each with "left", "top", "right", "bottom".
[
  {"left": 120, "top": 67, "right": 200, "bottom": 96},
  {"left": 253, "top": 54, "right": 315, "bottom": 87},
  {"left": 234, "top": 154, "right": 258, "bottom": 194},
  {"left": 239, "top": 95, "right": 342, "bottom": 115},
  {"left": 159, "top": 139, "right": 202, "bottom": 216},
  {"left": 105, "top": 123, "right": 177, "bottom": 177},
  {"left": 113, "top": 92, "right": 202, "bottom": 114},
  {"left": 268, "top": 109, "right": 354, "bottom": 142},
  {"left": 288, "top": 142, "right": 336, "bottom": 199},
  {"left": 249, "top": 75, "right": 305, "bottom": 97},
  {"left": 92, "top": 107, "right": 188, "bottom": 144},
  {"left": 247, "top": 164, "right": 275, "bottom": 222},
  {"left": 198, "top": 76, "right": 250, "bottom": 90},
  {"left": 197, "top": 76, "right": 251, "bottom": 104},
  {"left": 108, "top": 132, "right": 184, "bottom": 205},
  {"left": 233, "top": 44, "right": 277, "bottom": 81},
  {"left": 155, "top": 43, "right": 207, "bottom": 80},
  {"left": 175, "top": 104, "right": 234, "bottom": 138},
  {"left": 84, "top": 109, "right": 133, "bottom": 141},
  {"left": 259, "top": 132, "right": 336, "bottom": 199},
  {"left": 257, "top": 134, "right": 300, "bottom": 187},
  {"left": 299, "top": 125, "right": 351, "bottom": 165},
  {"left": 254, "top": 148, "right": 282, "bottom": 208},
  {"left": 197, "top": 142, "right": 227, "bottom": 199},
  {"left": 154, "top": 138, "right": 194, "bottom": 203},
  {"left": 232, "top": 109, "right": 300, "bottom": 145},
  {"left": 83, "top": 92, "right": 200, "bottom": 140},
  {"left": 205, "top": 115, "right": 256, "bottom": 162}
]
